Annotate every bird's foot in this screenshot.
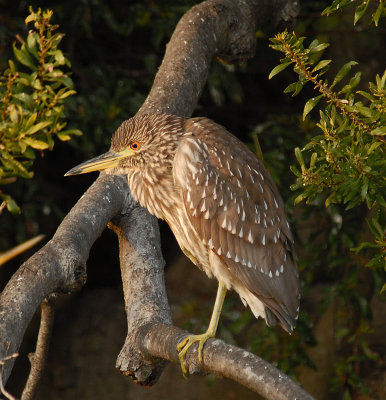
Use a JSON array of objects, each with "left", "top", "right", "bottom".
[{"left": 177, "top": 331, "right": 214, "bottom": 375}]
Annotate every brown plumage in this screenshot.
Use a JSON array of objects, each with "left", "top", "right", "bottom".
[{"left": 66, "top": 113, "right": 300, "bottom": 369}]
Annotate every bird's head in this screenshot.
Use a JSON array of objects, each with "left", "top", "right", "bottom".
[{"left": 65, "top": 113, "right": 183, "bottom": 177}]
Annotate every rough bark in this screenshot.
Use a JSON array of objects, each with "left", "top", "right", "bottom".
[
  {"left": 0, "top": 0, "right": 305, "bottom": 398},
  {"left": 138, "top": 323, "right": 314, "bottom": 400}
]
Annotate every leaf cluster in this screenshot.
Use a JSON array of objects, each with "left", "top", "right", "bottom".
[
  {"left": 0, "top": 7, "right": 81, "bottom": 214},
  {"left": 269, "top": 29, "right": 385, "bottom": 274},
  {"left": 322, "top": 0, "right": 385, "bottom": 26},
  {"left": 268, "top": 2, "right": 385, "bottom": 396}
]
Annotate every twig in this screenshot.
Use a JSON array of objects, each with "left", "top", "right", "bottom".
[
  {"left": 0, "top": 235, "right": 45, "bottom": 267},
  {"left": 21, "top": 294, "right": 57, "bottom": 400},
  {"left": 0, "top": 343, "right": 18, "bottom": 400}
]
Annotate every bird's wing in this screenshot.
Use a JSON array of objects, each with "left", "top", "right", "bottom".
[{"left": 173, "top": 117, "right": 299, "bottom": 331}]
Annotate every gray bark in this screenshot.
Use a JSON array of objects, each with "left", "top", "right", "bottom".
[{"left": 0, "top": 1, "right": 309, "bottom": 399}]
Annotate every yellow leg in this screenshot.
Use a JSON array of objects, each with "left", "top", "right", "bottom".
[{"left": 177, "top": 282, "right": 227, "bottom": 374}]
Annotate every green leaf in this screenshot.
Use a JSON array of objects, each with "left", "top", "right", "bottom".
[
  {"left": 58, "top": 128, "right": 82, "bottom": 136},
  {"left": 310, "top": 152, "right": 318, "bottom": 169},
  {"left": 1, "top": 195, "right": 21, "bottom": 214},
  {"left": 303, "top": 95, "right": 323, "bottom": 120},
  {"left": 13, "top": 43, "right": 36, "bottom": 71},
  {"left": 370, "top": 126, "right": 386, "bottom": 136},
  {"left": 308, "top": 43, "right": 329, "bottom": 54},
  {"left": 331, "top": 61, "right": 358, "bottom": 88},
  {"left": 24, "top": 121, "right": 52, "bottom": 135},
  {"left": 312, "top": 59, "right": 331, "bottom": 73},
  {"left": 294, "top": 193, "right": 305, "bottom": 205},
  {"left": 373, "top": 1, "right": 385, "bottom": 26},
  {"left": 53, "top": 50, "right": 65, "bottom": 65},
  {"left": 23, "top": 138, "right": 50, "bottom": 150},
  {"left": 361, "top": 178, "right": 369, "bottom": 201},
  {"left": 357, "top": 90, "right": 375, "bottom": 102},
  {"left": 292, "top": 81, "right": 304, "bottom": 97},
  {"left": 294, "top": 147, "right": 305, "bottom": 171},
  {"left": 283, "top": 82, "right": 297, "bottom": 94},
  {"left": 354, "top": 0, "right": 370, "bottom": 25},
  {"left": 24, "top": 113, "right": 38, "bottom": 130},
  {"left": 56, "top": 133, "right": 71, "bottom": 141},
  {"left": 339, "top": 72, "right": 361, "bottom": 94},
  {"left": 57, "top": 89, "right": 76, "bottom": 100},
  {"left": 13, "top": 93, "right": 34, "bottom": 108},
  {"left": 381, "top": 284, "right": 386, "bottom": 294},
  {"left": 268, "top": 62, "right": 292, "bottom": 79}
]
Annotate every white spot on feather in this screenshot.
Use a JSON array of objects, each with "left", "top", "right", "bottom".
[
  {"left": 248, "top": 230, "right": 253, "bottom": 244},
  {"left": 241, "top": 209, "right": 246, "bottom": 221},
  {"left": 262, "top": 234, "right": 266, "bottom": 245}
]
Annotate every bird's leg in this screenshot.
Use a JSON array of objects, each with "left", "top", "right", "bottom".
[{"left": 177, "top": 282, "right": 227, "bottom": 374}]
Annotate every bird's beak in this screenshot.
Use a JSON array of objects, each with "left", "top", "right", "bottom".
[{"left": 64, "top": 149, "right": 132, "bottom": 176}]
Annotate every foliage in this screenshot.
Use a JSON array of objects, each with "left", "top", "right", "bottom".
[
  {"left": 268, "top": 1, "right": 385, "bottom": 397},
  {"left": 322, "top": 0, "right": 385, "bottom": 26},
  {"left": 0, "top": 7, "right": 81, "bottom": 214},
  {"left": 269, "top": 25, "right": 385, "bottom": 274}
]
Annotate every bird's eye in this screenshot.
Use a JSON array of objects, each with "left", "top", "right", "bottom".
[{"left": 130, "top": 141, "right": 141, "bottom": 150}]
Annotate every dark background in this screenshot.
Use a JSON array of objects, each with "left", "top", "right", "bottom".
[{"left": 1, "top": 1, "right": 385, "bottom": 399}]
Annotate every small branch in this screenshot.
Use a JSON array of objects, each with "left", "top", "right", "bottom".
[
  {"left": 136, "top": 322, "right": 315, "bottom": 400},
  {"left": 0, "top": 344, "right": 18, "bottom": 400},
  {"left": 0, "top": 235, "right": 45, "bottom": 267},
  {"left": 21, "top": 294, "right": 57, "bottom": 400}
]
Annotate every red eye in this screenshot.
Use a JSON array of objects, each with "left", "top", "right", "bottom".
[{"left": 130, "top": 141, "right": 141, "bottom": 150}]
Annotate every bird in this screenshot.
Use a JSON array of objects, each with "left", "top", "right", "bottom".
[{"left": 65, "top": 113, "right": 300, "bottom": 374}]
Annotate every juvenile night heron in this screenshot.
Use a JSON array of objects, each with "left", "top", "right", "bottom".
[{"left": 66, "top": 113, "right": 300, "bottom": 373}]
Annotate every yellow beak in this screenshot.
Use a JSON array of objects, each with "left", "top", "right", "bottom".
[{"left": 65, "top": 149, "right": 133, "bottom": 176}]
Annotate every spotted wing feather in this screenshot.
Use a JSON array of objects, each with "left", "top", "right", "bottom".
[{"left": 173, "top": 117, "right": 300, "bottom": 332}]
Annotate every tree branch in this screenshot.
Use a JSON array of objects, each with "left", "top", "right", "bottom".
[
  {"left": 137, "top": 322, "right": 315, "bottom": 400},
  {"left": 0, "top": 0, "right": 305, "bottom": 398},
  {"left": 21, "top": 295, "right": 56, "bottom": 400},
  {"left": 0, "top": 174, "right": 130, "bottom": 383}
]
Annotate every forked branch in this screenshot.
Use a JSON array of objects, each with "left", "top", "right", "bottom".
[{"left": 0, "top": 1, "right": 306, "bottom": 399}]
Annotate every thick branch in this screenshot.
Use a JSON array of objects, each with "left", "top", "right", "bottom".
[
  {"left": 140, "top": 0, "right": 299, "bottom": 117},
  {"left": 109, "top": 206, "right": 172, "bottom": 386},
  {"left": 136, "top": 322, "right": 315, "bottom": 400},
  {"left": 0, "top": 174, "right": 130, "bottom": 382}
]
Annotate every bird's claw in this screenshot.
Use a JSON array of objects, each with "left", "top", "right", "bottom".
[{"left": 177, "top": 333, "right": 213, "bottom": 375}]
